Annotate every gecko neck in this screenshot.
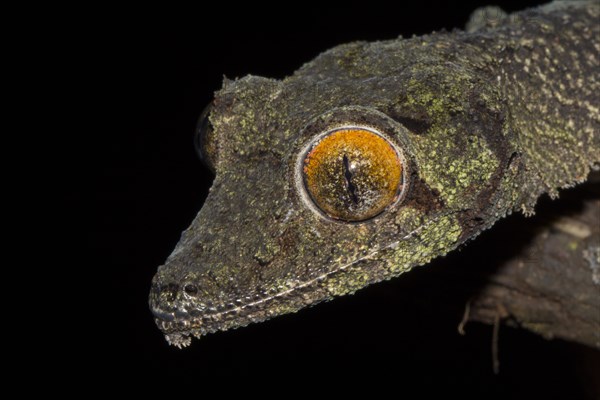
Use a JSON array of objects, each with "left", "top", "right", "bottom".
[{"left": 491, "top": 2, "right": 599, "bottom": 208}]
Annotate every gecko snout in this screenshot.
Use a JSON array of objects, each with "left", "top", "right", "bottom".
[
  {"left": 149, "top": 269, "right": 191, "bottom": 314},
  {"left": 149, "top": 265, "right": 226, "bottom": 329}
]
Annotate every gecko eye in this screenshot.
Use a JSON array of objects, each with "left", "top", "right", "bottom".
[
  {"left": 301, "top": 127, "right": 405, "bottom": 222},
  {"left": 194, "top": 103, "right": 218, "bottom": 173}
]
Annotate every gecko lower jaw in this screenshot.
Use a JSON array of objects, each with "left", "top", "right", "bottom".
[
  {"left": 149, "top": 279, "right": 321, "bottom": 347},
  {"left": 153, "top": 319, "right": 203, "bottom": 348},
  {"left": 149, "top": 305, "right": 208, "bottom": 348},
  {"left": 150, "top": 305, "right": 264, "bottom": 348},
  {"left": 149, "top": 283, "right": 279, "bottom": 347}
]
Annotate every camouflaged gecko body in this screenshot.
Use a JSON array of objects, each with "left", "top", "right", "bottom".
[{"left": 150, "top": 1, "right": 599, "bottom": 347}]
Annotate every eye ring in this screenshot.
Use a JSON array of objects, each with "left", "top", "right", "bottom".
[
  {"left": 297, "top": 125, "right": 408, "bottom": 223},
  {"left": 194, "top": 103, "right": 217, "bottom": 173}
]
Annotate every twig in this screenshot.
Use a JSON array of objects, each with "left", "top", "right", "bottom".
[{"left": 457, "top": 298, "right": 472, "bottom": 335}]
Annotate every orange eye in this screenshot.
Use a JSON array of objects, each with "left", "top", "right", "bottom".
[{"left": 302, "top": 127, "right": 405, "bottom": 222}]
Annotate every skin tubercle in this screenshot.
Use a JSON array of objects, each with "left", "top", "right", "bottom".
[{"left": 489, "top": 2, "right": 599, "bottom": 204}]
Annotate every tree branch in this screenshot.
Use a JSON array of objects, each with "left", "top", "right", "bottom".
[{"left": 464, "top": 173, "right": 600, "bottom": 348}]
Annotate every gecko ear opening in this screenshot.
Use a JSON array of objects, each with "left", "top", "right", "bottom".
[
  {"left": 194, "top": 103, "right": 218, "bottom": 173},
  {"left": 301, "top": 126, "right": 406, "bottom": 222}
]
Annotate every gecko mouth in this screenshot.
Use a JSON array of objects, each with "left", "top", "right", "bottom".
[{"left": 149, "top": 278, "right": 325, "bottom": 348}]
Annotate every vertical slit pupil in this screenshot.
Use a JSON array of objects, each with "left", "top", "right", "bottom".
[{"left": 342, "top": 154, "right": 359, "bottom": 204}]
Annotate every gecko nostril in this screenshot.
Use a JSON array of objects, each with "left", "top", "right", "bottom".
[{"left": 184, "top": 284, "right": 199, "bottom": 296}]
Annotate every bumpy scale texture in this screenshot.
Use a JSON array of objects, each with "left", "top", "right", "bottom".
[{"left": 150, "top": 1, "right": 600, "bottom": 347}]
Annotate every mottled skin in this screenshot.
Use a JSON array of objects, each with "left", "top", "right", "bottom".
[{"left": 149, "top": 1, "right": 599, "bottom": 347}]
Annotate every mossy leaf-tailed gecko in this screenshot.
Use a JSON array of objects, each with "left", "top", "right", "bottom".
[{"left": 149, "top": 1, "right": 599, "bottom": 347}]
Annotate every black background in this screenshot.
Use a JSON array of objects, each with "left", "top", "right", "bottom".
[{"left": 90, "top": 0, "right": 599, "bottom": 397}]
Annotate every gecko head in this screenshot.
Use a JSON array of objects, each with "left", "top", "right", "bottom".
[{"left": 150, "top": 41, "right": 518, "bottom": 346}]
